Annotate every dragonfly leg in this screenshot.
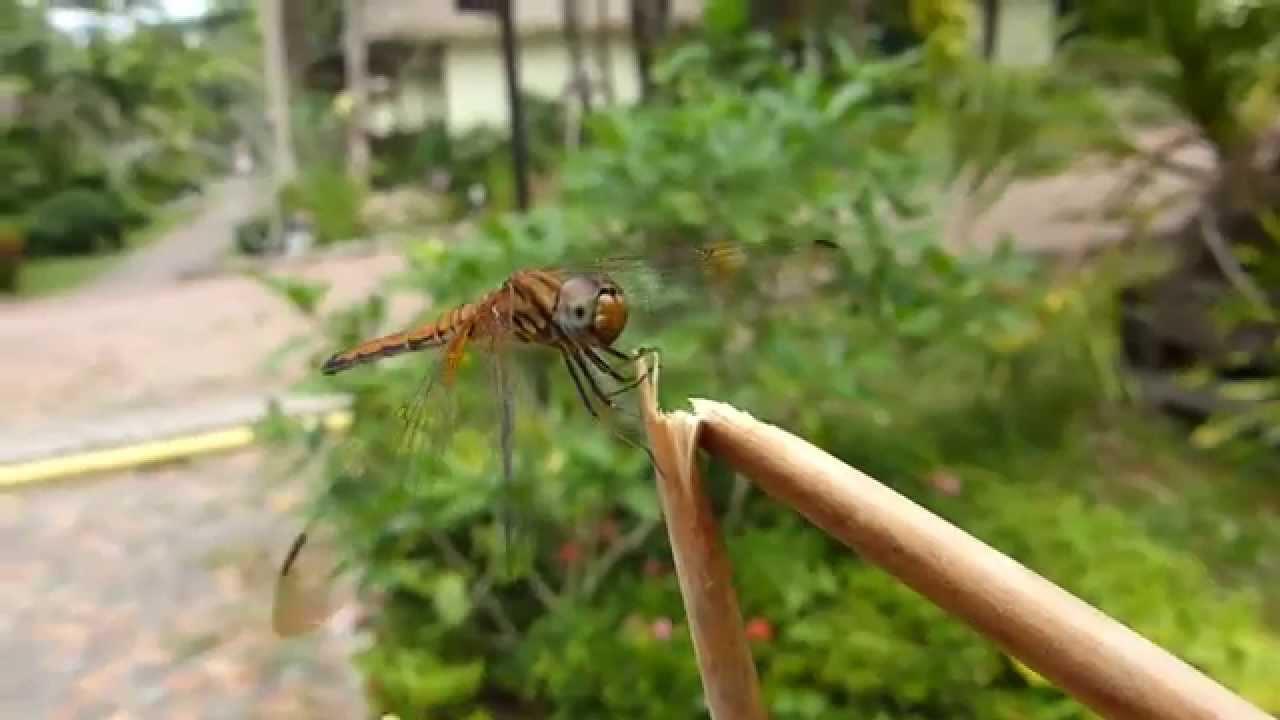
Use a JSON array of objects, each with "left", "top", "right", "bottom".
[
  {"left": 593, "top": 345, "right": 660, "bottom": 398},
  {"left": 593, "top": 354, "right": 651, "bottom": 398},
  {"left": 569, "top": 347, "right": 619, "bottom": 411},
  {"left": 600, "top": 344, "right": 659, "bottom": 362},
  {"left": 600, "top": 345, "right": 632, "bottom": 363},
  {"left": 561, "top": 349, "right": 600, "bottom": 418},
  {"left": 582, "top": 345, "right": 633, "bottom": 384},
  {"left": 584, "top": 344, "right": 659, "bottom": 387},
  {"left": 577, "top": 344, "right": 651, "bottom": 401}
]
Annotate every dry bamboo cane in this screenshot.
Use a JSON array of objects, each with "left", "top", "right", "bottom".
[
  {"left": 638, "top": 359, "right": 768, "bottom": 720},
  {"left": 686, "top": 397, "right": 1273, "bottom": 720}
]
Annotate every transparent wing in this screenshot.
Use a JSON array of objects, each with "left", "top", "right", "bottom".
[
  {"left": 394, "top": 342, "right": 464, "bottom": 495},
  {"left": 560, "top": 241, "right": 749, "bottom": 315},
  {"left": 272, "top": 342, "right": 462, "bottom": 637},
  {"left": 272, "top": 521, "right": 348, "bottom": 637},
  {"left": 390, "top": 303, "right": 533, "bottom": 564},
  {"left": 483, "top": 289, "right": 523, "bottom": 573}
]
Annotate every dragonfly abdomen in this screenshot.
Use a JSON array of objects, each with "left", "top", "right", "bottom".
[
  {"left": 320, "top": 329, "right": 442, "bottom": 374},
  {"left": 321, "top": 290, "right": 515, "bottom": 374},
  {"left": 321, "top": 271, "right": 566, "bottom": 375}
]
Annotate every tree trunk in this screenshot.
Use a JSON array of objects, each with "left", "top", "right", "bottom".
[
  {"left": 259, "top": 0, "right": 296, "bottom": 250},
  {"left": 344, "top": 0, "right": 370, "bottom": 184},
  {"left": 627, "top": 0, "right": 655, "bottom": 101},
  {"left": 497, "top": 0, "right": 531, "bottom": 211},
  {"left": 850, "top": 0, "right": 871, "bottom": 51},
  {"left": 981, "top": 0, "right": 1001, "bottom": 59},
  {"left": 594, "top": 0, "right": 616, "bottom": 104},
  {"left": 628, "top": 0, "right": 666, "bottom": 102},
  {"left": 259, "top": 0, "right": 296, "bottom": 182},
  {"left": 563, "top": 0, "right": 593, "bottom": 112}
]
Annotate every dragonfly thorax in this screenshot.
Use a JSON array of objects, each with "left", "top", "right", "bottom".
[{"left": 555, "top": 273, "right": 628, "bottom": 347}]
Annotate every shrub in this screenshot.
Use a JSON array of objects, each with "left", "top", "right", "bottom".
[
  {"left": 23, "top": 188, "right": 136, "bottom": 257},
  {"left": 265, "top": 39, "right": 1280, "bottom": 719},
  {"left": 371, "top": 122, "right": 452, "bottom": 190},
  {"left": 234, "top": 215, "right": 274, "bottom": 256},
  {"left": 279, "top": 166, "right": 367, "bottom": 245}
]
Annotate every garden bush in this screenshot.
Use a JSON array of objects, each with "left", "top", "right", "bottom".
[
  {"left": 234, "top": 215, "right": 274, "bottom": 256},
  {"left": 279, "top": 166, "right": 367, "bottom": 245},
  {"left": 265, "top": 39, "right": 1280, "bottom": 720},
  {"left": 22, "top": 187, "right": 139, "bottom": 257}
]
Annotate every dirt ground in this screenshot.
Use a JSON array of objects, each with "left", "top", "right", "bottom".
[
  {"left": 0, "top": 450, "right": 368, "bottom": 720},
  {"left": 0, "top": 250, "right": 408, "bottom": 433}
]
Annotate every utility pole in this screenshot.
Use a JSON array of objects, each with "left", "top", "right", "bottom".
[
  {"left": 563, "top": 0, "right": 593, "bottom": 112},
  {"left": 344, "top": 0, "right": 370, "bottom": 183},
  {"left": 497, "top": 0, "right": 531, "bottom": 210},
  {"left": 981, "top": 0, "right": 1001, "bottom": 59}
]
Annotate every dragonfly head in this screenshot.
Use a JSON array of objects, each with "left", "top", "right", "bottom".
[{"left": 557, "top": 274, "right": 628, "bottom": 347}]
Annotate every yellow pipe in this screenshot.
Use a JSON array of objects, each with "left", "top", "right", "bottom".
[{"left": 0, "top": 409, "right": 352, "bottom": 489}]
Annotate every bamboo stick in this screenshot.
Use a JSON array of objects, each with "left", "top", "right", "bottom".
[
  {"left": 690, "top": 398, "right": 1273, "bottom": 720},
  {"left": 639, "top": 362, "right": 767, "bottom": 720}
]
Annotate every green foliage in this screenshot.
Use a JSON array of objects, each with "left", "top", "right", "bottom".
[
  {"left": 279, "top": 166, "right": 367, "bottom": 245},
  {"left": 442, "top": 94, "right": 567, "bottom": 214},
  {"left": 367, "top": 94, "right": 566, "bottom": 216},
  {"left": 2, "top": 2, "right": 257, "bottom": 244},
  {"left": 909, "top": 0, "right": 975, "bottom": 69},
  {"left": 22, "top": 187, "right": 137, "bottom": 257},
  {"left": 1066, "top": 0, "right": 1280, "bottom": 150},
  {"left": 233, "top": 215, "right": 273, "bottom": 256},
  {"left": 372, "top": 122, "right": 452, "bottom": 189},
  {"left": 925, "top": 60, "right": 1122, "bottom": 183},
  {"left": 267, "top": 38, "right": 1280, "bottom": 720},
  {"left": 1060, "top": 1, "right": 1280, "bottom": 449}
]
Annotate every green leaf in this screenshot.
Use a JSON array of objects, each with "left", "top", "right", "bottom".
[
  {"left": 250, "top": 271, "right": 330, "bottom": 317},
  {"left": 432, "top": 572, "right": 472, "bottom": 626}
]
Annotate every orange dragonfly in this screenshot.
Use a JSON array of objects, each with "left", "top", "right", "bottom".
[{"left": 272, "top": 242, "right": 746, "bottom": 636}]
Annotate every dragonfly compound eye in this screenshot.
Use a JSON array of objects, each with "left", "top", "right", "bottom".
[
  {"left": 592, "top": 284, "right": 627, "bottom": 347},
  {"left": 556, "top": 276, "right": 601, "bottom": 335}
]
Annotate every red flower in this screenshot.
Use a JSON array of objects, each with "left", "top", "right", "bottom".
[
  {"left": 643, "top": 558, "right": 670, "bottom": 578},
  {"left": 595, "top": 517, "right": 621, "bottom": 544},
  {"left": 556, "top": 540, "right": 583, "bottom": 568},
  {"left": 927, "top": 469, "right": 963, "bottom": 497},
  {"left": 744, "top": 617, "right": 774, "bottom": 643},
  {"left": 651, "top": 617, "right": 674, "bottom": 641}
]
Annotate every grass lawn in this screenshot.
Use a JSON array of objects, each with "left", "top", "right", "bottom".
[
  {"left": 18, "top": 253, "right": 120, "bottom": 296},
  {"left": 15, "top": 205, "right": 194, "bottom": 297}
]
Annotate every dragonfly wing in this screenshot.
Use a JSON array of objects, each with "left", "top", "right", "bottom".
[
  {"left": 393, "top": 335, "right": 468, "bottom": 494},
  {"left": 477, "top": 288, "right": 533, "bottom": 571},
  {"left": 272, "top": 344, "right": 459, "bottom": 637},
  {"left": 555, "top": 242, "right": 751, "bottom": 328},
  {"left": 271, "top": 522, "right": 348, "bottom": 637}
]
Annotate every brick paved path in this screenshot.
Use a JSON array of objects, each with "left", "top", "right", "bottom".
[{"left": 1, "top": 451, "right": 367, "bottom": 719}]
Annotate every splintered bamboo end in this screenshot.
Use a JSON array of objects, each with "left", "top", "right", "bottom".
[{"left": 635, "top": 357, "right": 766, "bottom": 720}]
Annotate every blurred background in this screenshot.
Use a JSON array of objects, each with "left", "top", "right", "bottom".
[{"left": 2, "top": 0, "right": 1279, "bottom": 718}]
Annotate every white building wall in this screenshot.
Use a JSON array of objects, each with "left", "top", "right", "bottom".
[
  {"left": 443, "top": 35, "right": 641, "bottom": 135},
  {"left": 994, "top": 0, "right": 1055, "bottom": 66}
]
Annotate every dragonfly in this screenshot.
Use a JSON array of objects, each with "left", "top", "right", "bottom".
[{"left": 272, "top": 241, "right": 749, "bottom": 637}]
